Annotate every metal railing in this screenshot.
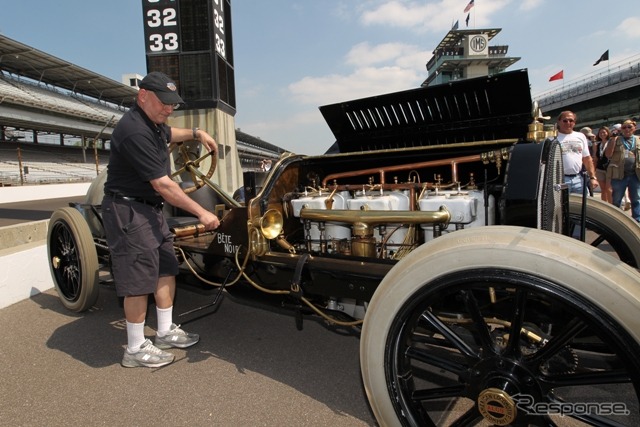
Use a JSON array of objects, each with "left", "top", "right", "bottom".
[{"left": 534, "top": 54, "right": 640, "bottom": 107}]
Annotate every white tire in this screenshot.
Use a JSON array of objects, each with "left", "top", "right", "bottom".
[{"left": 361, "top": 226, "right": 640, "bottom": 426}]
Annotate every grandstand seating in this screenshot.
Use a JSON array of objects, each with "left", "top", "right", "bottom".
[
  {"left": 0, "top": 72, "right": 122, "bottom": 186},
  {"left": 0, "top": 62, "right": 284, "bottom": 188},
  {"left": 0, "top": 144, "right": 107, "bottom": 186},
  {"left": 0, "top": 73, "right": 124, "bottom": 125}
]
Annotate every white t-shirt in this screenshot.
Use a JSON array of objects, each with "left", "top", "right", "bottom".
[{"left": 556, "top": 131, "right": 590, "bottom": 175}]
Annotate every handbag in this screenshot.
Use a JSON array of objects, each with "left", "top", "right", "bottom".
[{"left": 596, "top": 154, "right": 609, "bottom": 170}]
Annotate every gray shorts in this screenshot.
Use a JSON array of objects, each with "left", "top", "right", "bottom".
[{"left": 102, "top": 197, "right": 178, "bottom": 297}]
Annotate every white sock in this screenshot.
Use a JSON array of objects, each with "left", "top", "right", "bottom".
[
  {"left": 156, "top": 306, "right": 174, "bottom": 336},
  {"left": 126, "top": 321, "right": 146, "bottom": 352}
]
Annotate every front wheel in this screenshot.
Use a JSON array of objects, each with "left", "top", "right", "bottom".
[
  {"left": 361, "top": 226, "right": 640, "bottom": 426},
  {"left": 47, "top": 207, "right": 99, "bottom": 312}
]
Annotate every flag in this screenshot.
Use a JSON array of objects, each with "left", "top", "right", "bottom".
[
  {"left": 549, "top": 70, "right": 564, "bottom": 82},
  {"left": 465, "top": 13, "right": 470, "bottom": 27},
  {"left": 463, "top": 0, "right": 475, "bottom": 13},
  {"left": 593, "top": 49, "right": 609, "bottom": 66},
  {"left": 452, "top": 20, "right": 459, "bottom": 30}
]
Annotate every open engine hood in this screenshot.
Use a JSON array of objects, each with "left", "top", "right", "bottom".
[{"left": 319, "top": 69, "right": 533, "bottom": 154}]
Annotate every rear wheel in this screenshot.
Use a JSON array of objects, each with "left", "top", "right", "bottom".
[
  {"left": 569, "top": 194, "right": 640, "bottom": 267},
  {"left": 47, "top": 207, "right": 99, "bottom": 312},
  {"left": 361, "top": 226, "right": 640, "bottom": 426}
]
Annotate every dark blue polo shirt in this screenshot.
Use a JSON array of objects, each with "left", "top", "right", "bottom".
[{"left": 104, "top": 104, "right": 172, "bottom": 203}]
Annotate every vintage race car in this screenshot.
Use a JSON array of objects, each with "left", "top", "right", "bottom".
[{"left": 47, "top": 70, "right": 640, "bottom": 426}]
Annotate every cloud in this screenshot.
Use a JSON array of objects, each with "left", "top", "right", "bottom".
[
  {"left": 288, "top": 66, "right": 421, "bottom": 106},
  {"left": 345, "top": 41, "right": 420, "bottom": 66},
  {"left": 288, "top": 35, "right": 430, "bottom": 107},
  {"left": 360, "top": 1, "right": 433, "bottom": 27},
  {"left": 244, "top": 110, "right": 322, "bottom": 133},
  {"left": 360, "top": 0, "right": 461, "bottom": 33},
  {"left": 358, "top": 0, "right": 512, "bottom": 33},
  {"left": 619, "top": 17, "right": 640, "bottom": 38},
  {"left": 519, "top": 0, "right": 544, "bottom": 11},
  {"left": 237, "top": 82, "right": 265, "bottom": 99}
]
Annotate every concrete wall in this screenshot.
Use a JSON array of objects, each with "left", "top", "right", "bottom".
[
  {"left": 0, "top": 183, "right": 90, "bottom": 309},
  {"left": 1, "top": 182, "right": 90, "bottom": 203},
  {"left": 0, "top": 239, "right": 52, "bottom": 310}
]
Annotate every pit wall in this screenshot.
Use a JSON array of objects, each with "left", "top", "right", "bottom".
[
  {"left": 0, "top": 183, "right": 90, "bottom": 309},
  {"left": 1, "top": 182, "right": 90, "bottom": 203}
]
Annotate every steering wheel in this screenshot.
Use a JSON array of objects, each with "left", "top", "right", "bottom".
[{"left": 168, "top": 140, "right": 217, "bottom": 194}]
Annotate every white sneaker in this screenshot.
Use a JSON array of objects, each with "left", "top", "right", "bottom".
[
  {"left": 155, "top": 323, "right": 200, "bottom": 349},
  {"left": 121, "top": 339, "right": 175, "bottom": 368}
]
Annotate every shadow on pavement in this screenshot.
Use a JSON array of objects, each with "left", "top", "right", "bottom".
[
  {"left": 23, "top": 284, "right": 376, "bottom": 425},
  {"left": 35, "top": 287, "right": 124, "bottom": 368}
]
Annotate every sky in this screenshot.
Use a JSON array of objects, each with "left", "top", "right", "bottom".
[{"left": 1, "top": 0, "right": 640, "bottom": 156}]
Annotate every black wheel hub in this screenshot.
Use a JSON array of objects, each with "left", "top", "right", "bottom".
[{"left": 467, "top": 356, "right": 543, "bottom": 425}]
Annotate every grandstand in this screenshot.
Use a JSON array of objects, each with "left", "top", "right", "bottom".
[
  {"left": 0, "top": 34, "right": 132, "bottom": 187},
  {"left": 0, "top": 141, "right": 107, "bottom": 186},
  {"left": 533, "top": 53, "right": 640, "bottom": 130},
  {"left": 0, "top": 34, "right": 285, "bottom": 187},
  {"left": 0, "top": 73, "right": 124, "bottom": 124}
]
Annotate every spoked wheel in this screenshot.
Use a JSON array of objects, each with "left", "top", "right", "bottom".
[
  {"left": 569, "top": 194, "right": 640, "bottom": 267},
  {"left": 361, "top": 226, "right": 640, "bottom": 427},
  {"left": 47, "top": 207, "right": 99, "bottom": 312},
  {"left": 168, "top": 140, "right": 217, "bottom": 194}
]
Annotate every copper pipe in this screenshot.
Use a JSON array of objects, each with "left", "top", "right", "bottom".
[
  {"left": 321, "top": 143, "right": 515, "bottom": 187},
  {"left": 322, "top": 152, "right": 482, "bottom": 187}
]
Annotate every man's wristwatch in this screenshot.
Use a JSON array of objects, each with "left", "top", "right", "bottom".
[{"left": 192, "top": 127, "right": 199, "bottom": 140}]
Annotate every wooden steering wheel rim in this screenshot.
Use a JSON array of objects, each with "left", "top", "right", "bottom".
[{"left": 168, "top": 141, "right": 217, "bottom": 194}]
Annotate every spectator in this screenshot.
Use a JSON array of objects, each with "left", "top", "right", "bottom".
[
  {"left": 604, "top": 119, "right": 640, "bottom": 222},
  {"left": 102, "top": 71, "right": 220, "bottom": 368},
  {"left": 580, "top": 126, "right": 596, "bottom": 151},
  {"left": 555, "top": 111, "right": 598, "bottom": 194},
  {"left": 593, "top": 126, "right": 613, "bottom": 203},
  {"left": 611, "top": 123, "right": 622, "bottom": 137},
  {"left": 610, "top": 123, "right": 630, "bottom": 208},
  {"left": 261, "top": 159, "right": 273, "bottom": 172}
]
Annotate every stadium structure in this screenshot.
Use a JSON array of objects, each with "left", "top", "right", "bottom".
[{"left": 0, "top": 34, "right": 285, "bottom": 187}]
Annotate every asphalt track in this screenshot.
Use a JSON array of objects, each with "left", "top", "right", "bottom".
[
  {"left": 0, "top": 198, "right": 377, "bottom": 426},
  {"left": 0, "top": 281, "right": 377, "bottom": 426}
]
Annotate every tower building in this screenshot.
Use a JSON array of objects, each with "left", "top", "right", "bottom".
[{"left": 423, "top": 28, "right": 520, "bottom": 87}]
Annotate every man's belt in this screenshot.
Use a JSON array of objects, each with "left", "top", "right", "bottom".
[
  {"left": 564, "top": 174, "right": 579, "bottom": 177},
  {"left": 105, "top": 192, "right": 164, "bottom": 209}
]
